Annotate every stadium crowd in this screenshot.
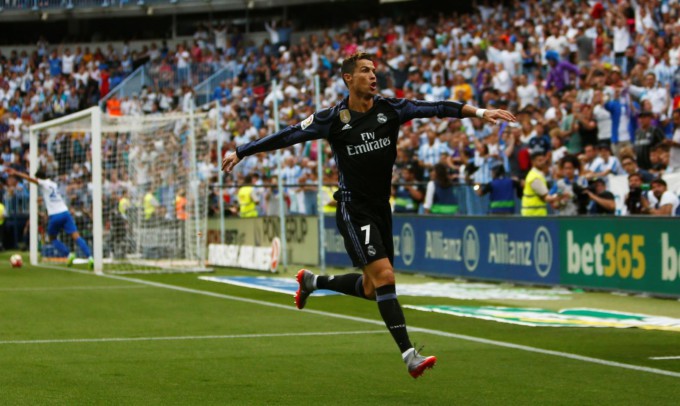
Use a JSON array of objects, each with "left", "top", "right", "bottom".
[{"left": 2, "top": 0, "right": 680, "bottom": 239}]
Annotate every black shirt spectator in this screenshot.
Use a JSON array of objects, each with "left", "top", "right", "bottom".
[
  {"left": 634, "top": 111, "right": 665, "bottom": 170},
  {"left": 585, "top": 179, "right": 616, "bottom": 215}
]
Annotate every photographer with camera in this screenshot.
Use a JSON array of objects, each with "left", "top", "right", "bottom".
[
  {"left": 583, "top": 178, "right": 616, "bottom": 215},
  {"left": 625, "top": 173, "right": 647, "bottom": 215}
]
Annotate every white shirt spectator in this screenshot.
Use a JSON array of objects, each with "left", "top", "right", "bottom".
[
  {"left": 669, "top": 127, "right": 680, "bottom": 172},
  {"left": 500, "top": 49, "right": 521, "bottom": 76},
  {"left": 629, "top": 85, "right": 669, "bottom": 116},
  {"left": 647, "top": 190, "right": 679, "bottom": 215},
  {"left": 176, "top": 50, "right": 190, "bottom": 69},
  {"left": 492, "top": 68, "right": 513, "bottom": 94},
  {"left": 545, "top": 34, "right": 568, "bottom": 55},
  {"left": 585, "top": 156, "right": 605, "bottom": 175},
  {"left": 613, "top": 26, "right": 630, "bottom": 54},
  {"left": 517, "top": 83, "right": 539, "bottom": 108},
  {"left": 599, "top": 156, "right": 624, "bottom": 175},
  {"left": 593, "top": 104, "right": 612, "bottom": 141},
  {"left": 552, "top": 145, "right": 568, "bottom": 165},
  {"left": 214, "top": 27, "right": 227, "bottom": 50},
  {"left": 62, "top": 53, "right": 75, "bottom": 75}
]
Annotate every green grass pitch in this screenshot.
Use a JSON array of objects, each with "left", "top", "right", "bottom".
[{"left": 1, "top": 251, "right": 680, "bottom": 405}]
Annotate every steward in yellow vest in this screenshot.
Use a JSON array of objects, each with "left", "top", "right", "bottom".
[
  {"left": 238, "top": 174, "right": 259, "bottom": 218},
  {"left": 521, "top": 152, "right": 554, "bottom": 216}
]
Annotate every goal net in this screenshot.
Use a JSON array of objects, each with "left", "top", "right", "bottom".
[{"left": 29, "top": 107, "right": 211, "bottom": 274}]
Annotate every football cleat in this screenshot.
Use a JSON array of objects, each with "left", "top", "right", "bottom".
[
  {"left": 405, "top": 348, "right": 437, "bottom": 379},
  {"left": 66, "top": 253, "right": 76, "bottom": 267},
  {"left": 294, "top": 269, "right": 316, "bottom": 310}
]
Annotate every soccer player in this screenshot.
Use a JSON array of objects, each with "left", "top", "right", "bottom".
[
  {"left": 221, "top": 52, "right": 516, "bottom": 378},
  {"left": 5, "top": 167, "right": 93, "bottom": 268}
]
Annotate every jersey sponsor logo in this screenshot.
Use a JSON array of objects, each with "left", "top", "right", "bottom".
[
  {"left": 346, "top": 132, "right": 391, "bottom": 156},
  {"left": 377, "top": 113, "right": 387, "bottom": 124},
  {"left": 300, "top": 114, "right": 314, "bottom": 130},
  {"left": 339, "top": 109, "right": 351, "bottom": 124},
  {"left": 342, "top": 124, "right": 352, "bottom": 131}
]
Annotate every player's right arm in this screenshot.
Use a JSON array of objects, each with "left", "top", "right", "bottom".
[
  {"left": 222, "top": 109, "right": 333, "bottom": 173},
  {"left": 3, "top": 168, "right": 41, "bottom": 185}
]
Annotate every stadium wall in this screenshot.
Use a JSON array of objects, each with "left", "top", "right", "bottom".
[
  {"left": 208, "top": 215, "right": 680, "bottom": 298},
  {"left": 328, "top": 215, "right": 680, "bottom": 298}
]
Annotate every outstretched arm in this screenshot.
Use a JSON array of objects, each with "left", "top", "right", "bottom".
[
  {"left": 4, "top": 168, "right": 40, "bottom": 185},
  {"left": 388, "top": 98, "right": 516, "bottom": 126},
  {"left": 222, "top": 110, "right": 332, "bottom": 173}
]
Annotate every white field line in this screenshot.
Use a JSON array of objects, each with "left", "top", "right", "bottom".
[
  {"left": 35, "top": 265, "right": 680, "bottom": 379},
  {"left": 650, "top": 356, "right": 680, "bottom": 360},
  {"left": 0, "top": 330, "right": 385, "bottom": 345},
  {"left": 0, "top": 285, "right": 147, "bottom": 292}
]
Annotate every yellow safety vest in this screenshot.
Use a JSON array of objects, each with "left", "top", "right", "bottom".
[
  {"left": 143, "top": 193, "right": 156, "bottom": 220},
  {"left": 521, "top": 168, "right": 548, "bottom": 216},
  {"left": 0, "top": 202, "right": 5, "bottom": 226},
  {"left": 322, "top": 186, "right": 337, "bottom": 213},
  {"left": 238, "top": 186, "right": 258, "bottom": 218},
  {"left": 118, "top": 197, "right": 130, "bottom": 216}
]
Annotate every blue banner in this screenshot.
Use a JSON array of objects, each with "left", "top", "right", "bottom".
[{"left": 325, "top": 215, "right": 560, "bottom": 284}]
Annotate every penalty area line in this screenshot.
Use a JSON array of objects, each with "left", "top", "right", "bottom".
[
  {"left": 0, "top": 330, "right": 386, "bottom": 345},
  {"left": 650, "top": 356, "right": 680, "bottom": 360},
  {"left": 39, "top": 264, "right": 680, "bottom": 379}
]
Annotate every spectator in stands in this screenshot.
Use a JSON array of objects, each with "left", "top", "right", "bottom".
[
  {"left": 666, "top": 108, "right": 680, "bottom": 172},
  {"left": 476, "top": 162, "right": 520, "bottom": 215},
  {"left": 634, "top": 110, "right": 666, "bottom": 170},
  {"left": 624, "top": 173, "right": 646, "bottom": 215},
  {"left": 549, "top": 155, "right": 587, "bottom": 216},
  {"left": 393, "top": 165, "right": 424, "bottom": 214},
  {"left": 545, "top": 50, "right": 580, "bottom": 94},
  {"left": 620, "top": 155, "right": 656, "bottom": 184},
  {"left": 596, "top": 143, "right": 624, "bottom": 177},
  {"left": 584, "top": 178, "right": 616, "bottom": 215},
  {"left": 424, "top": 163, "right": 458, "bottom": 215},
  {"left": 641, "top": 179, "right": 679, "bottom": 216}
]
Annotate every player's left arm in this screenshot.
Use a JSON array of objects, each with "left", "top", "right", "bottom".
[
  {"left": 3, "top": 168, "right": 40, "bottom": 185},
  {"left": 387, "top": 98, "right": 516, "bottom": 126}
]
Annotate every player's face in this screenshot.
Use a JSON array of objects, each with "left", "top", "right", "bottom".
[{"left": 347, "top": 59, "right": 377, "bottom": 97}]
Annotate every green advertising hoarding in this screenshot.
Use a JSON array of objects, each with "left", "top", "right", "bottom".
[{"left": 560, "top": 218, "right": 680, "bottom": 296}]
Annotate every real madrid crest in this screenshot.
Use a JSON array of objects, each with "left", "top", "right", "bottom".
[
  {"left": 339, "top": 109, "right": 351, "bottom": 124},
  {"left": 377, "top": 113, "right": 387, "bottom": 124}
]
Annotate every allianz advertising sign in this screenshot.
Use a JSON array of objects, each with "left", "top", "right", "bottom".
[{"left": 391, "top": 216, "right": 560, "bottom": 284}]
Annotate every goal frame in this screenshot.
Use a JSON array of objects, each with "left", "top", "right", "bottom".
[{"left": 29, "top": 106, "right": 104, "bottom": 274}]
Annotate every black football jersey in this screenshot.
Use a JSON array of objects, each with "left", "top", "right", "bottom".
[{"left": 236, "top": 96, "right": 465, "bottom": 202}]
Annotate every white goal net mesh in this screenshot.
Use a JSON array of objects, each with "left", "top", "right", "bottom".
[{"left": 31, "top": 109, "right": 211, "bottom": 274}]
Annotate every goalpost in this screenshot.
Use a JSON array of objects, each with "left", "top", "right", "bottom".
[{"left": 30, "top": 106, "right": 211, "bottom": 274}]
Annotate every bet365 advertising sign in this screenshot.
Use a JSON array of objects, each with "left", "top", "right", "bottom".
[{"left": 561, "top": 218, "right": 680, "bottom": 296}]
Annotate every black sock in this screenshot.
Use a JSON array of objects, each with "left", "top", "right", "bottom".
[
  {"left": 375, "top": 285, "right": 412, "bottom": 353},
  {"left": 316, "top": 273, "right": 367, "bottom": 299}
]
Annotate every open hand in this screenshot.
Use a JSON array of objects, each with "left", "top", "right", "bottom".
[
  {"left": 221, "top": 151, "right": 241, "bottom": 173},
  {"left": 482, "top": 109, "right": 517, "bottom": 125}
]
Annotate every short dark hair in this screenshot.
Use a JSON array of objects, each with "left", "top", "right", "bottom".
[
  {"left": 628, "top": 173, "right": 642, "bottom": 182},
  {"left": 651, "top": 178, "right": 667, "bottom": 188},
  {"left": 341, "top": 52, "right": 374, "bottom": 87}
]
